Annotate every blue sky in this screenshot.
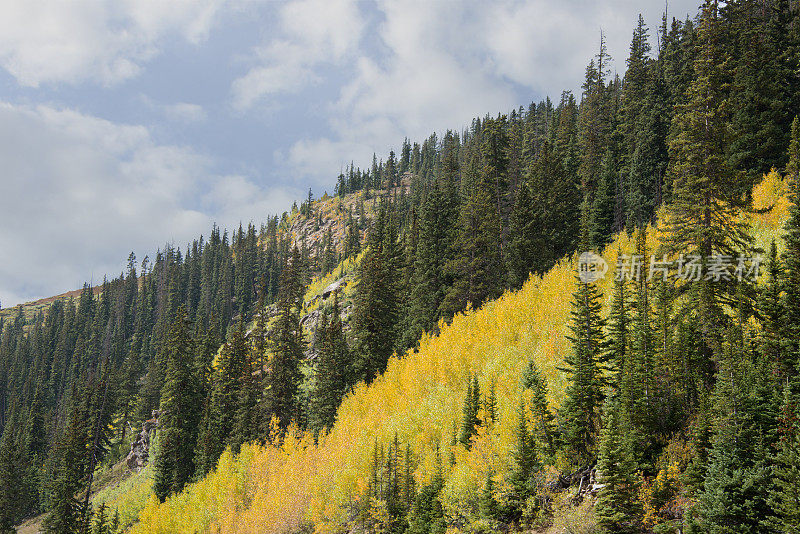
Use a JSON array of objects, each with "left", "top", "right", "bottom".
[{"left": 0, "top": 0, "right": 698, "bottom": 307}]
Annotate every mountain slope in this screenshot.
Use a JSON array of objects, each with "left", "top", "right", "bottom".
[{"left": 108, "top": 173, "right": 789, "bottom": 533}]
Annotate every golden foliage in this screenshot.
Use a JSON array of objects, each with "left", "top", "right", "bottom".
[{"left": 125, "top": 175, "right": 791, "bottom": 533}]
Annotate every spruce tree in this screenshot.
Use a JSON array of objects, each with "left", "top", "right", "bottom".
[
  {"left": 594, "top": 396, "right": 641, "bottom": 533},
  {"left": 441, "top": 169, "right": 504, "bottom": 316},
  {"left": 521, "top": 360, "right": 556, "bottom": 456},
  {"left": 765, "top": 387, "right": 800, "bottom": 531},
  {"left": 783, "top": 116, "right": 800, "bottom": 366},
  {"left": 578, "top": 34, "right": 613, "bottom": 195},
  {"left": 310, "top": 295, "right": 351, "bottom": 433},
  {"left": 508, "top": 398, "right": 543, "bottom": 520},
  {"left": 153, "top": 306, "right": 200, "bottom": 501},
  {"left": 352, "top": 203, "right": 401, "bottom": 382},
  {"left": 459, "top": 376, "right": 481, "bottom": 448},
  {"left": 194, "top": 323, "right": 247, "bottom": 476},
  {"left": 91, "top": 502, "right": 110, "bottom": 534},
  {"left": 407, "top": 135, "right": 459, "bottom": 343},
  {"left": 229, "top": 320, "right": 259, "bottom": 453},
  {"left": 725, "top": 0, "right": 795, "bottom": 184},
  {"left": 526, "top": 140, "right": 581, "bottom": 275},
  {"left": 605, "top": 260, "right": 630, "bottom": 387},
  {"left": 758, "top": 242, "right": 788, "bottom": 378},
  {"left": 621, "top": 231, "right": 657, "bottom": 463},
  {"left": 664, "top": 0, "right": 752, "bottom": 349},
  {"left": 689, "top": 323, "right": 775, "bottom": 533},
  {"left": 506, "top": 183, "right": 537, "bottom": 289},
  {"left": 559, "top": 219, "right": 606, "bottom": 463},
  {"left": 44, "top": 387, "right": 89, "bottom": 534},
  {"left": 265, "top": 246, "right": 306, "bottom": 431},
  {"left": 0, "top": 427, "right": 24, "bottom": 532},
  {"left": 480, "top": 115, "right": 510, "bottom": 236}
]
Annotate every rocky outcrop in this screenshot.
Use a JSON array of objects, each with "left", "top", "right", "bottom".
[
  {"left": 321, "top": 279, "right": 346, "bottom": 299},
  {"left": 546, "top": 464, "right": 601, "bottom": 503},
  {"left": 125, "top": 411, "right": 159, "bottom": 471}
]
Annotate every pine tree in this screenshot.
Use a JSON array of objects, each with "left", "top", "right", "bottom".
[
  {"left": 459, "top": 376, "right": 481, "bottom": 448},
  {"left": 310, "top": 295, "right": 351, "bottom": 433},
  {"left": 441, "top": 168, "right": 504, "bottom": 316},
  {"left": 153, "top": 306, "right": 200, "bottom": 501},
  {"left": 265, "top": 246, "right": 306, "bottom": 431},
  {"left": 521, "top": 360, "right": 556, "bottom": 456},
  {"left": 594, "top": 396, "right": 641, "bottom": 533},
  {"left": 506, "top": 183, "right": 537, "bottom": 289},
  {"left": 91, "top": 502, "right": 110, "bottom": 534},
  {"left": 44, "top": 387, "right": 89, "bottom": 534},
  {"left": 559, "top": 224, "right": 606, "bottom": 463},
  {"left": 352, "top": 203, "right": 401, "bottom": 382},
  {"left": 783, "top": 116, "right": 800, "bottom": 366},
  {"left": 765, "top": 387, "right": 800, "bottom": 531},
  {"left": 664, "top": 0, "right": 753, "bottom": 349}
]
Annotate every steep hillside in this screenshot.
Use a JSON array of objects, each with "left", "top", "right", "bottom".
[{"left": 102, "top": 173, "right": 789, "bottom": 533}]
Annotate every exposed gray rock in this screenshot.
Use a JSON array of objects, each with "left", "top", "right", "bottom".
[
  {"left": 321, "top": 279, "right": 346, "bottom": 299},
  {"left": 125, "top": 410, "right": 159, "bottom": 471}
]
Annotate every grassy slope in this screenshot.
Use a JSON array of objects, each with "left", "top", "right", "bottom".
[{"left": 103, "top": 172, "right": 788, "bottom": 533}]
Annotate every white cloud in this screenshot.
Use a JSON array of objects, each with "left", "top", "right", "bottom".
[
  {"left": 203, "top": 175, "right": 296, "bottom": 230},
  {"left": 0, "top": 0, "right": 225, "bottom": 87},
  {"left": 282, "top": 137, "right": 375, "bottom": 185},
  {"left": 231, "top": 0, "right": 363, "bottom": 110},
  {"left": 0, "top": 102, "right": 293, "bottom": 307},
  {"left": 273, "top": 0, "right": 699, "bottom": 184},
  {"left": 164, "top": 102, "right": 208, "bottom": 123},
  {"left": 139, "top": 95, "right": 208, "bottom": 123},
  {"left": 482, "top": 0, "right": 700, "bottom": 96}
]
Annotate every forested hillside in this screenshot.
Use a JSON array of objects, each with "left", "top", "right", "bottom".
[{"left": 1, "top": 1, "right": 799, "bottom": 532}]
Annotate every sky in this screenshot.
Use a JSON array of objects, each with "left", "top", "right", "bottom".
[{"left": 0, "top": 0, "right": 700, "bottom": 308}]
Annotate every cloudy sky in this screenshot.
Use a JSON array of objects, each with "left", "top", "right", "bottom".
[{"left": 0, "top": 0, "right": 699, "bottom": 307}]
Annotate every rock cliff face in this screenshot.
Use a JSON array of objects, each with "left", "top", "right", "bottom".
[
  {"left": 125, "top": 411, "right": 159, "bottom": 471},
  {"left": 301, "top": 279, "right": 351, "bottom": 361}
]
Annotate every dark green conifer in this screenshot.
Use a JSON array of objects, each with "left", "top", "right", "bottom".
[
  {"left": 506, "top": 183, "right": 537, "bottom": 289},
  {"left": 594, "top": 396, "right": 641, "bottom": 533},
  {"left": 265, "top": 246, "right": 306, "bottom": 431},
  {"left": 558, "top": 217, "right": 606, "bottom": 463},
  {"left": 521, "top": 360, "right": 556, "bottom": 456},
  {"left": 153, "top": 307, "right": 200, "bottom": 501},
  {"left": 459, "top": 376, "right": 481, "bottom": 448},
  {"left": 352, "top": 203, "right": 401, "bottom": 382},
  {"left": 310, "top": 295, "right": 351, "bottom": 433}
]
